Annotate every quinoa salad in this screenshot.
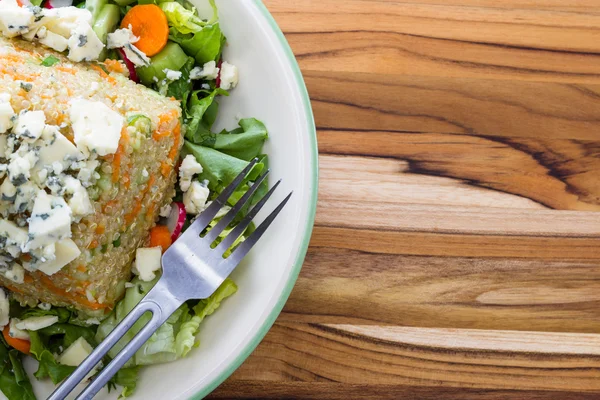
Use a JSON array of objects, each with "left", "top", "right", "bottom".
[{"left": 0, "top": 0, "right": 270, "bottom": 398}]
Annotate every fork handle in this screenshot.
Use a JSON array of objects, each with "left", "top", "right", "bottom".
[{"left": 48, "top": 279, "right": 183, "bottom": 400}]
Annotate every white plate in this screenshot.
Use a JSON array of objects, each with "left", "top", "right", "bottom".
[{"left": 24, "top": 1, "right": 318, "bottom": 399}]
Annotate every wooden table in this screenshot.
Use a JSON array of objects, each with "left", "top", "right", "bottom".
[{"left": 210, "top": 1, "right": 600, "bottom": 398}]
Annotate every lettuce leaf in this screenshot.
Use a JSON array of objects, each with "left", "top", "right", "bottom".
[
  {"left": 38, "top": 324, "right": 98, "bottom": 349},
  {"left": 164, "top": 0, "right": 223, "bottom": 64},
  {"left": 160, "top": 2, "right": 208, "bottom": 34},
  {"left": 96, "top": 277, "right": 236, "bottom": 369},
  {"left": 109, "top": 367, "right": 140, "bottom": 398},
  {"left": 18, "top": 307, "right": 72, "bottom": 324},
  {"left": 184, "top": 88, "right": 229, "bottom": 144},
  {"left": 170, "top": 23, "right": 225, "bottom": 65},
  {"left": 193, "top": 279, "right": 237, "bottom": 319},
  {"left": 195, "top": 118, "right": 269, "bottom": 162},
  {"left": 29, "top": 331, "right": 76, "bottom": 384},
  {"left": 191, "top": 0, "right": 218, "bottom": 25},
  {"left": 165, "top": 57, "right": 196, "bottom": 108},
  {"left": 0, "top": 343, "right": 36, "bottom": 400},
  {"left": 183, "top": 142, "right": 264, "bottom": 204}
]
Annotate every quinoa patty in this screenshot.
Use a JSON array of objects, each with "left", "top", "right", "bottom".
[{"left": 0, "top": 37, "right": 182, "bottom": 315}]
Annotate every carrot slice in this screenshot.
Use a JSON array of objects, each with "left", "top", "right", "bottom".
[
  {"left": 149, "top": 225, "right": 172, "bottom": 253},
  {"left": 2, "top": 326, "right": 30, "bottom": 355},
  {"left": 121, "top": 5, "right": 169, "bottom": 57}
]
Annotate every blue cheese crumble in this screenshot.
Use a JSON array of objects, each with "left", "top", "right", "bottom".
[
  {"left": 69, "top": 99, "right": 124, "bottom": 156},
  {"left": 0, "top": 96, "right": 111, "bottom": 277},
  {"left": 0, "top": 0, "right": 104, "bottom": 62}
]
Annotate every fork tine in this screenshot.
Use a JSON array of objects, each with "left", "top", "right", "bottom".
[
  {"left": 215, "top": 179, "right": 282, "bottom": 254},
  {"left": 219, "top": 191, "right": 292, "bottom": 276},
  {"left": 187, "top": 158, "right": 259, "bottom": 235},
  {"left": 204, "top": 169, "right": 270, "bottom": 244}
]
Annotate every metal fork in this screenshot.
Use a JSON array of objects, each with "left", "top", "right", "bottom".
[{"left": 48, "top": 158, "right": 292, "bottom": 400}]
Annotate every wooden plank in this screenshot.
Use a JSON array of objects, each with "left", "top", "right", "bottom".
[
  {"left": 315, "top": 155, "right": 600, "bottom": 235},
  {"left": 265, "top": 0, "right": 600, "bottom": 82},
  {"left": 308, "top": 72, "right": 600, "bottom": 140},
  {"left": 317, "top": 200, "right": 600, "bottom": 236},
  {"left": 309, "top": 77, "right": 600, "bottom": 211},
  {"left": 267, "top": 0, "right": 600, "bottom": 13},
  {"left": 310, "top": 226, "right": 600, "bottom": 259},
  {"left": 209, "top": 383, "right": 600, "bottom": 400},
  {"left": 217, "top": 323, "right": 600, "bottom": 390},
  {"left": 318, "top": 150, "right": 600, "bottom": 213},
  {"left": 279, "top": 248, "right": 600, "bottom": 332}
]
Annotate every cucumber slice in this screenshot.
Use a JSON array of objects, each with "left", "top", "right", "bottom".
[
  {"left": 85, "top": 0, "right": 108, "bottom": 21},
  {"left": 136, "top": 42, "right": 189, "bottom": 85},
  {"left": 92, "top": 4, "right": 120, "bottom": 61},
  {"left": 112, "top": 0, "right": 137, "bottom": 7},
  {"left": 127, "top": 114, "right": 152, "bottom": 136},
  {"left": 92, "top": 4, "right": 120, "bottom": 45}
]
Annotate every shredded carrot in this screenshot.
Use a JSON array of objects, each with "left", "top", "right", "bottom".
[
  {"left": 124, "top": 176, "right": 155, "bottom": 224},
  {"left": 88, "top": 239, "right": 99, "bottom": 249},
  {"left": 146, "top": 203, "right": 156, "bottom": 222},
  {"left": 95, "top": 225, "right": 105, "bottom": 235},
  {"left": 2, "top": 326, "right": 30, "bottom": 355},
  {"left": 77, "top": 265, "right": 87, "bottom": 273},
  {"left": 160, "top": 122, "right": 182, "bottom": 176},
  {"left": 103, "top": 199, "right": 119, "bottom": 212},
  {"left": 150, "top": 225, "right": 172, "bottom": 252},
  {"left": 112, "top": 128, "right": 129, "bottom": 183},
  {"left": 90, "top": 65, "right": 116, "bottom": 85},
  {"left": 2, "top": 283, "right": 24, "bottom": 295},
  {"left": 123, "top": 173, "right": 131, "bottom": 189},
  {"left": 125, "top": 203, "right": 142, "bottom": 224},
  {"left": 160, "top": 161, "right": 171, "bottom": 177},
  {"left": 169, "top": 123, "right": 181, "bottom": 159},
  {"left": 121, "top": 5, "right": 169, "bottom": 57},
  {"left": 103, "top": 59, "right": 125, "bottom": 74},
  {"left": 56, "top": 66, "right": 76, "bottom": 75},
  {"left": 111, "top": 150, "right": 122, "bottom": 183},
  {"left": 37, "top": 274, "right": 109, "bottom": 311},
  {"left": 152, "top": 129, "right": 171, "bottom": 140},
  {"left": 0, "top": 54, "right": 23, "bottom": 63},
  {"left": 153, "top": 110, "right": 179, "bottom": 140}
]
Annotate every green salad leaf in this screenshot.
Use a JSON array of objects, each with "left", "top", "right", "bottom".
[
  {"left": 0, "top": 343, "right": 36, "bottom": 400},
  {"left": 41, "top": 55, "right": 60, "bottom": 67},
  {"left": 160, "top": 2, "right": 207, "bottom": 34},
  {"left": 170, "top": 23, "right": 225, "bottom": 65},
  {"left": 108, "top": 367, "right": 140, "bottom": 398},
  {"left": 96, "top": 277, "right": 236, "bottom": 369},
  {"left": 184, "top": 88, "right": 228, "bottom": 143},
  {"left": 18, "top": 307, "right": 72, "bottom": 324},
  {"left": 191, "top": 0, "right": 218, "bottom": 25},
  {"left": 200, "top": 118, "right": 269, "bottom": 162},
  {"left": 38, "top": 324, "right": 98, "bottom": 349},
  {"left": 29, "top": 331, "right": 76, "bottom": 384},
  {"left": 183, "top": 142, "right": 264, "bottom": 203},
  {"left": 165, "top": 57, "right": 196, "bottom": 108},
  {"left": 193, "top": 279, "right": 238, "bottom": 319},
  {"left": 23, "top": 313, "right": 97, "bottom": 384}
]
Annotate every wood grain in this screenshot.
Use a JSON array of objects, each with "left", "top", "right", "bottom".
[{"left": 209, "top": 0, "right": 600, "bottom": 398}]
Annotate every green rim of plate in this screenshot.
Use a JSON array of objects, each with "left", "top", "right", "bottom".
[{"left": 189, "top": 1, "right": 318, "bottom": 399}]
